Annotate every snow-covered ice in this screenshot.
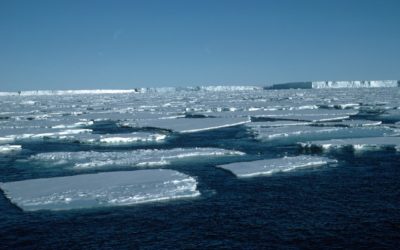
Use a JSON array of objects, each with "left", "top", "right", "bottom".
[
  {"left": 0, "top": 169, "right": 200, "bottom": 211},
  {"left": 29, "top": 148, "right": 245, "bottom": 169},
  {"left": 217, "top": 156, "right": 337, "bottom": 178}
]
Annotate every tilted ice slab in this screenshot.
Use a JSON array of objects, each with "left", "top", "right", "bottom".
[
  {"left": 0, "top": 145, "right": 22, "bottom": 154},
  {"left": 300, "top": 136, "right": 400, "bottom": 150},
  {"left": 30, "top": 148, "right": 245, "bottom": 169},
  {"left": 246, "top": 121, "right": 312, "bottom": 128},
  {"left": 62, "top": 132, "right": 166, "bottom": 145},
  {"left": 251, "top": 125, "right": 393, "bottom": 143},
  {"left": 120, "top": 117, "right": 250, "bottom": 133},
  {"left": 317, "top": 120, "right": 382, "bottom": 127},
  {"left": 217, "top": 156, "right": 337, "bottom": 178},
  {"left": 377, "top": 109, "right": 400, "bottom": 122},
  {"left": 0, "top": 169, "right": 200, "bottom": 211}
]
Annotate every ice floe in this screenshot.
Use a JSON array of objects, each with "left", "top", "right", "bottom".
[
  {"left": 29, "top": 148, "right": 245, "bottom": 169},
  {"left": 61, "top": 132, "right": 166, "bottom": 145},
  {"left": 0, "top": 145, "right": 22, "bottom": 154},
  {"left": 0, "top": 169, "right": 200, "bottom": 211},
  {"left": 199, "top": 109, "right": 358, "bottom": 122},
  {"left": 120, "top": 117, "right": 250, "bottom": 133},
  {"left": 317, "top": 120, "right": 382, "bottom": 127},
  {"left": 300, "top": 136, "right": 400, "bottom": 151},
  {"left": 250, "top": 125, "right": 392, "bottom": 142},
  {"left": 0, "top": 128, "right": 92, "bottom": 144},
  {"left": 217, "top": 156, "right": 337, "bottom": 178},
  {"left": 246, "top": 121, "right": 312, "bottom": 128}
]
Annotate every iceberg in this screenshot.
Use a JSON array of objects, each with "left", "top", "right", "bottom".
[
  {"left": 217, "top": 156, "right": 337, "bottom": 178},
  {"left": 0, "top": 169, "right": 200, "bottom": 211},
  {"left": 311, "top": 80, "right": 399, "bottom": 89},
  {"left": 300, "top": 136, "right": 400, "bottom": 151},
  {"left": 29, "top": 148, "right": 245, "bottom": 169},
  {"left": 0, "top": 86, "right": 262, "bottom": 96},
  {"left": 121, "top": 117, "right": 250, "bottom": 133}
]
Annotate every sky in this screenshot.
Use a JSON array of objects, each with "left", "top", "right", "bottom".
[{"left": 0, "top": 0, "right": 399, "bottom": 91}]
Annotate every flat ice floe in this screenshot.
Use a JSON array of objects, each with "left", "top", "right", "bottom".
[
  {"left": 62, "top": 132, "right": 166, "bottom": 145},
  {"left": 217, "top": 156, "right": 337, "bottom": 178},
  {"left": 120, "top": 117, "right": 250, "bottom": 133},
  {"left": 30, "top": 148, "right": 245, "bottom": 169},
  {"left": 300, "top": 136, "right": 400, "bottom": 150},
  {"left": 0, "top": 169, "right": 200, "bottom": 211}
]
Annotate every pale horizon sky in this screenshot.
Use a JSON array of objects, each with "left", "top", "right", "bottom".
[{"left": 1, "top": 0, "right": 400, "bottom": 91}]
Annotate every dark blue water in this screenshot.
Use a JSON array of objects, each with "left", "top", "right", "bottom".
[{"left": 1, "top": 123, "right": 399, "bottom": 249}]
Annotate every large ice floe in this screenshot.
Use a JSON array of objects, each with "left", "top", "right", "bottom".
[
  {"left": 119, "top": 117, "right": 250, "bottom": 133},
  {"left": 29, "top": 148, "right": 245, "bottom": 169},
  {"left": 300, "top": 136, "right": 400, "bottom": 151},
  {"left": 198, "top": 109, "right": 358, "bottom": 122},
  {"left": 217, "top": 156, "right": 337, "bottom": 178},
  {"left": 0, "top": 169, "right": 200, "bottom": 211}
]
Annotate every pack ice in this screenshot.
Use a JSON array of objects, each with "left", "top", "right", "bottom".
[
  {"left": 217, "top": 156, "right": 337, "bottom": 178},
  {"left": 0, "top": 169, "right": 200, "bottom": 211}
]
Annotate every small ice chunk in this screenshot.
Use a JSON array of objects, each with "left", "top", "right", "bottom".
[
  {"left": 122, "top": 117, "right": 250, "bottom": 133},
  {"left": 217, "top": 156, "right": 337, "bottom": 178},
  {"left": 30, "top": 148, "right": 245, "bottom": 169},
  {"left": 0, "top": 169, "right": 200, "bottom": 211},
  {"left": 300, "top": 136, "right": 400, "bottom": 150},
  {"left": 0, "top": 145, "right": 22, "bottom": 154}
]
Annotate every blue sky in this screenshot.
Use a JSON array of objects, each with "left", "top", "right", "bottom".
[{"left": 1, "top": 0, "right": 399, "bottom": 91}]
